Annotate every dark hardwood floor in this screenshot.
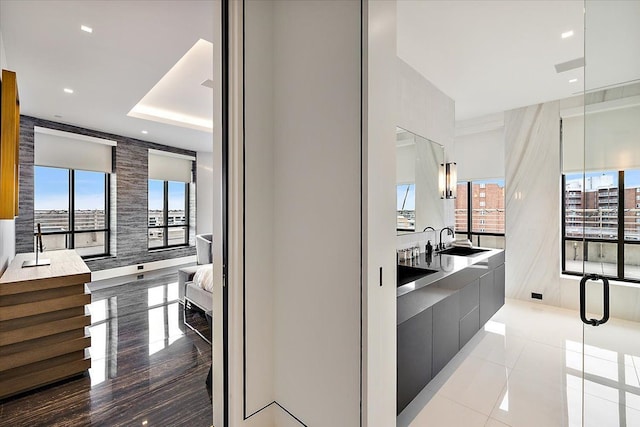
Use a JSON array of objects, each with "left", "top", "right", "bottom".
[{"left": 0, "top": 271, "right": 213, "bottom": 427}]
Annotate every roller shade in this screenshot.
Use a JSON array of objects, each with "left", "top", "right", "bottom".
[
  {"left": 34, "top": 127, "right": 116, "bottom": 173},
  {"left": 562, "top": 104, "right": 640, "bottom": 173},
  {"left": 148, "top": 149, "right": 195, "bottom": 183},
  {"left": 454, "top": 128, "right": 505, "bottom": 180}
]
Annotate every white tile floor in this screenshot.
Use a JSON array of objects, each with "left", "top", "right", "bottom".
[{"left": 398, "top": 298, "right": 640, "bottom": 427}]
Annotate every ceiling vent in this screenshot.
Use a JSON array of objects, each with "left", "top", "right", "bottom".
[
  {"left": 555, "top": 57, "right": 585, "bottom": 73},
  {"left": 201, "top": 79, "right": 214, "bottom": 89}
]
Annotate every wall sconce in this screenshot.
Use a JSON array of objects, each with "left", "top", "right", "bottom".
[{"left": 439, "top": 162, "right": 457, "bottom": 199}]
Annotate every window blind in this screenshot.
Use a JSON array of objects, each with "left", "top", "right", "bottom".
[
  {"left": 34, "top": 127, "right": 116, "bottom": 173},
  {"left": 148, "top": 149, "right": 195, "bottom": 183},
  {"left": 562, "top": 104, "right": 640, "bottom": 173}
]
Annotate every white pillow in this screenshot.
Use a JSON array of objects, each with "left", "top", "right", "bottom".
[{"left": 193, "top": 265, "right": 214, "bottom": 292}]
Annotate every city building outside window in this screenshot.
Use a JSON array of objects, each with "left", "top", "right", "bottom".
[
  {"left": 562, "top": 169, "right": 640, "bottom": 282},
  {"left": 34, "top": 166, "right": 109, "bottom": 257},
  {"left": 148, "top": 180, "right": 189, "bottom": 249},
  {"left": 455, "top": 179, "right": 505, "bottom": 249}
]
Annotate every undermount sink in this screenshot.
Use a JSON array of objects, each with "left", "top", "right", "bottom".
[
  {"left": 438, "top": 247, "right": 489, "bottom": 256},
  {"left": 397, "top": 264, "right": 438, "bottom": 287}
]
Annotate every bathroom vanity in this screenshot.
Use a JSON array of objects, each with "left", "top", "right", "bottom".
[{"left": 396, "top": 248, "right": 505, "bottom": 414}]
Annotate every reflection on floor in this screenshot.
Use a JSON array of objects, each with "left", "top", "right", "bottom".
[
  {"left": 399, "top": 299, "right": 640, "bottom": 427},
  {"left": 0, "top": 272, "right": 212, "bottom": 427}
]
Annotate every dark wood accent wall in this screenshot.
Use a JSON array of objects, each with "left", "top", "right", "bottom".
[{"left": 15, "top": 116, "right": 196, "bottom": 271}]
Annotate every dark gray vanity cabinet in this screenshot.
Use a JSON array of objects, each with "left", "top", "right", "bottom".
[
  {"left": 459, "top": 278, "right": 480, "bottom": 349},
  {"left": 479, "top": 264, "right": 505, "bottom": 326},
  {"left": 397, "top": 307, "right": 432, "bottom": 413},
  {"left": 396, "top": 250, "right": 506, "bottom": 416},
  {"left": 495, "top": 263, "right": 505, "bottom": 309},
  {"left": 432, "top": 292, "right": 459, "bottom": 375},
  {"left": 479, "top": 270, "right": 496, "bottom": 326}
]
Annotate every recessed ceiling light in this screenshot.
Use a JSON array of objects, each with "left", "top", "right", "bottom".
[
  {"left": 81, "top": 25, "right": 93, "bottom": 33},
  {"left": 569, "top": 78, "right": 578, "bottom": 83},
  {"left": 141, "top": 130, "right": 148, "bottom": 134},
  {"left": 63, "top": 88, "right": 74, "bottom": 94},
  {"left": 561, "top": 30, "right": 574, "bottom": 39},
  {"left": 54, "top": 114, "right": 63, "bottom": 118}
]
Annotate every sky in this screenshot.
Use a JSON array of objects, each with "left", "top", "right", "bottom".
[
  {"left": 397, "top": 184, "right": 415, "bottom": 210},
  {"left": 35, "top": 167, "right": 106, "bottom": 210},
  {"left": 35, "top": 167, "right": 186, "bottom": 211}
]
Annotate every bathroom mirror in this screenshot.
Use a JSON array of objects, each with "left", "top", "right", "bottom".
[{"left": 396, "top": 127, "right": 445, "bottom": 234}]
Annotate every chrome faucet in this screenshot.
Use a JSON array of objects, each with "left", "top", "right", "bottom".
[{"left": 438, "top": 227, "right": 455, "bottom": 251}]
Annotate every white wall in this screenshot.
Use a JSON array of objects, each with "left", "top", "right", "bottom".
[
  {"left": 244, "top": 0, "right": 275, "bottom": 418},
  {"left": 363, "top": 1, "right": 398, "bottom": 425},
  {"left": 196, "top": 152, "right": 214, "bottom": 235},
  {"left": 0, "top": 220, "right": 15, "bottom": 274},
  {"left": 397, "top": 58, "right": 454, "bottom": 150},
  {"left": 0, "top": 29, "right": 16, "bottom": 275},
  {"left": 0, "top": 29, "right": 8, "bottom": 70},
  {"left": 396, "top": 58, "right": 455, "bottom": 248},
  {"left": 271, "top": 2, "right": 361, "bottom": 425},
  {"left": 396, "top": 144, "right": 415, "bottom": 183},
  {"left": 240, "top": 1, "right": 363, "bottom": 426}
]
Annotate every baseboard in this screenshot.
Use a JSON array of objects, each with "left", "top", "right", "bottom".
[{"left": 91, "top": 255, "right": 197, "bottom": 282}]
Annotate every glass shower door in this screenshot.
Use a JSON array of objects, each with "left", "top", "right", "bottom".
[{"left": 580, "top": 1, "right": 640, "bottom": 426}]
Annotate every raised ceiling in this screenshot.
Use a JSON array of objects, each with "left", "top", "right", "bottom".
[{"left": 0, "top": 0, "right": 214, "bottom": 152}]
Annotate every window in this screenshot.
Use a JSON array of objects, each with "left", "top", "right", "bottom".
[
  {"left": 34, "top": 166, "right": 109, "bottom": 257},
  {"left": 562, "top": 169, "right": 640, "bottom": 282},
  {"left": 455, "top": 179, "right": 505, "bottom": 249},
  {"left": 148, "top": 180, "right": 189, "bottom": 248},
  {"left": 397, "top": 183, "right": 415, "bottom": 231}
]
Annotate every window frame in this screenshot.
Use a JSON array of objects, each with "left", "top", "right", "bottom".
[
  {"left": 455, "top": 180, "right": 505, "bottom": 247},
  {"left": 34, "top": 166, "right": 110, "bottom": 259},
  {"left": 147, "top": 180, "right": 190, "bottom": 249},
  {"left": 561, "top": 170, "right": 640, "bottom": 284}
]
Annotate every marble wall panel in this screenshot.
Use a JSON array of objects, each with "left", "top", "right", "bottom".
[{"left": 504, "top": 102, "right": 561, "bottom": 306}]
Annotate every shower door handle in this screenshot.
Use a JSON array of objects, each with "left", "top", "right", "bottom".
[{"left": 579, "top": 274, "right": 610, "bottom": 326}]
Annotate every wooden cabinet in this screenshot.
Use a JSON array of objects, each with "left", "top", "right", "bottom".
[
  {"left": 0, "top": 250, "right": 91, "bottom": 399},
  {"left": 397, "top": 307, "right": 432, "bottom": 414},
  {"left": 0, "top": 69, "right": 20, "bottom": 219}
]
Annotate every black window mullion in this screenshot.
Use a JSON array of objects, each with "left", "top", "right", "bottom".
[
  {"left": 561, "top": 174, "right": 566, "bottom": 272},
  {"left": 163, "top": 181, "right": 169, "bottom": 247},
  {"left": 618, "top": 170, "right": 625, "bottom": 280},
  {"left": 105, "top": 173, "right": 110, "bottom": 256},
  {"left": 184, "top": 182, "right": 190, "bottom": 245},
  {"left": 69, "top": 169, "right": 75, "bottom": 249},
  {"left": 467, "top": 181, "right": 472, "bottom": 240}
]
